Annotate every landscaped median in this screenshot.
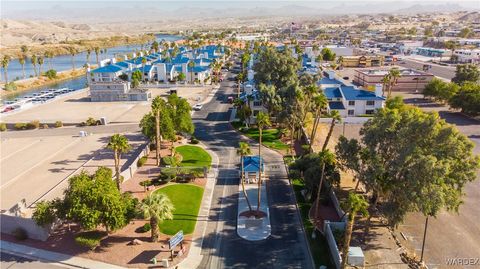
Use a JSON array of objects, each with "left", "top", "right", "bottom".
[
  {"left": 236, "top": 182, "right": 271, "bottom": 241},
  {"left": 231, "top": 122, "right": 289, "bottom": 151}
]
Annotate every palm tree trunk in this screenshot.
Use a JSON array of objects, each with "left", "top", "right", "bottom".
[
  {"left": 22, "top": 64, "right": 26, "bottom": 79},
  {"left": 314, "top": 162, "right": 326, "bottom": 225},
  {"left": 341, "top": 216, "right": 355, "bottom": 269},
  {"left": 3, "top": 69, "right": 7, "bottom": 84},
  {"left": 322, "top": 119, "right": 336, "bottom": 151},
  {"left": 309, "top": 110, "right": 321, "bottom": 152},
  {"left": 96, "top": 54, "right": 99, "bottom": 67},
  {"left": 241, "top": 155, "right": 253, "bottom": 212},
  {"left": 151, "top": 217, "right": 159, "bottom": 242},
  {"left": 155, "top": 110, "right": 161, "bottom": 166},
  {"left": 256, "top": 128, "right": 263, "bottom": 215},
  {"left": 115, "top": 151, "right": 121, "bottom": 190},
  {"left": 290, "top": 124, "right": 295, "bottom": 156},
  {"left": 71, "top": 55, "right": 76, "bottom": 70}
]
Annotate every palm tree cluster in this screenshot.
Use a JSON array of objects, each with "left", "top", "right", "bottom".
[{"left": 381, "top": 68, "right": 401, "bottom": 97}]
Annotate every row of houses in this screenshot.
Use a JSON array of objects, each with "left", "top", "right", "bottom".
[{"left": 88, "top": 45, "right": 225, "bottom": 101}]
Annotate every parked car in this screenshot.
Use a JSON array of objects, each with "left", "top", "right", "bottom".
[
  {"left": 193, "top": 104, "right": 203, "bottom": 111},
  {"left": 227, "top": 96, "right": 234, "bottom": 104}
]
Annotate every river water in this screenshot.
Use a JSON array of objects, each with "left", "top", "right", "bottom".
[{"left": 3, "top": 34, "right": 182, "bottom": 101}]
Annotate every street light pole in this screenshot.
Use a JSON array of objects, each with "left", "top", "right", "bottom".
[{"left": 420, "top": 216, "right": 429, "bottom": 263}]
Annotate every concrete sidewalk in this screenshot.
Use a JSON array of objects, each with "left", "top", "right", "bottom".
[
  {"left": 176, "top": 144, "right": 219, "bottom": 269},
  {"left": 0, "top": 240, "right": 127, "bottom": 269},
  {"left": 237, "top": 181, "right": 272, "bottom": 241}
]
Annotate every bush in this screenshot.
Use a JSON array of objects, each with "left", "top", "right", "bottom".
[
  {"left": 4, "top": 82, "right": 17, "bottom": 91},
  {"left": 12, "top": 227, "right": 28, "bottom": 241},
  {"left": 137, "top": 156, "right": 148, "bottom": 167},
  {"left": 158, "top": 172, "right": 175, "bottom": 183},
  {"left": 0, "top": 123, "right": 6, "bottom": 132},
  {"left": 142, "top": 223, "right": 151, "bottom": 232},
  {"left": 32, "top": 201, "right": 56, "bottom": 226},
  {"left": 149, "top": 143, "right": 156, "bottom": 151},
  {"left": 75, "top": 231, "right": 106, "bottom": 250},
  {"left": 42, "top": 124, "right": 49, "bottom": 129},
  {"left": 85, "top": 117, "right": 97, "bottom": 126},
  {"left": 190, "top": 137, "right": 199, "bottom": 144},
  {"left": 55, "top": 121, "right": 63, "bottom": 128},
  {"left": 45, "top": 69, "right": 57, "bottom": 79},
  {"left": 139, "top": 179, "right": 152, "bottom": 187},
  {"left": 288, "top": 169, "right": 301, "bottom": 180},
  {"left": 27, "top": 120, "right": 40, "bottom": 129},
  {"left": 14, "top": 123, "right": 27, "bottom": 130}
]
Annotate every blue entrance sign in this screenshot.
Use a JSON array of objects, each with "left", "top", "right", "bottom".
[{"left": 169, "top": 230, "right": 184, "bottom": 249}]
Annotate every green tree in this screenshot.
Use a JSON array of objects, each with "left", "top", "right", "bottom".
[
  {"left": 152, "top": 96, "right": 166, "bottom": 166},
  {"left": 341, "top": 193, "right": 369, "bottom": 269},
  {"left": 335, "top": 103, "right": 480, "bottom": 227},
  {"left": 45, "top": 50, "right": 54, "bottom": 70},
  {"left": 309, "top": 93, "right": 328, "bottom": 152},
  {"left": 423, "top": 78, "right": 459, "bottom": 103},
  {"left": 167, "top": 93, "right": 194, "bottom": 135},
  {"left": 387, "top": 68, "right": 401, "bottom": 97},
  {"left": 188, "top": 60, "right": 195, "bottom": 84},
  {"left": 449, "top": 82, "right": 480, "bottom": 116},
  {"left": 19, "top": 55, "right": 26, "bottom": 79},
  {"left": 321, "top": 47, "right": 336, "bottom": 62},
  {"left": 255, "top": 112, "right": 271, "bottom": 215},
  {"left": 107, "top": 134, "right": 131, "bottom": 190},
  {"left": 31, "top": 55, "right": 38, "bottom": 77},
  {"left": 237, "top": 142, "right": 253, "bottom": 212},
  {"left": 253, "top": 46, "right": 300, "bottom": 90},
  {"left": 322, "top": 110, "right": 341, "bottom": 151},
  {"left": 1, "top": 55, "right": 10, "bottom": 83},
  {"left": 68, "top": 46, "right": 78, "bottom": 70},
  {"left": 131, "top": 69, "right": 142, "bottom": 88},
  {"left": 458, "top": 27, "right": 474, "bottom": 38},
  {"left": 452, "top": 64, "right": 479, "bottom": 85},
  {"left": 177, "top": 72, "right": 186, "bottom": 82},
  {"left": 37, "top": 56, "right": 44, "bottom": 75},
  {"left": 94, "top": 47, "right": 101, "bottom": 66},
  {"left": 140, "top": 192, "right": 174, "bottom": 242}
]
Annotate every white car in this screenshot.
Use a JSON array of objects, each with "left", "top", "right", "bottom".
[{"left": 193, "top": 104, "right": 203, "bottom": 111}]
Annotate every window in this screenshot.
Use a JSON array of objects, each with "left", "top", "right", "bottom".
[
  {"left": 348, "top": 101, "right": 355, "bottom": 106},
  {"left": 348, "top": 110, "right": 354, "bottom": 116},
  {"left": 366, "top": 100, "right": 375, "bottom": 106},
  {"left": 365, "top": 109, "right": 374, "bottom": 115},
  {"left": 253, "top": 101, "right": 262, "bottom": 107}
]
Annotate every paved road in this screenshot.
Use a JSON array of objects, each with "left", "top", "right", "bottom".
[
  {"left": 397, "top": 58, "right": 456, "bottom": 80},
  {"left": 193, "top": 66, "right": 314, "bottom": 268},
  {"left": 1, "top": 252, "right": 69, "bottom": 269}
]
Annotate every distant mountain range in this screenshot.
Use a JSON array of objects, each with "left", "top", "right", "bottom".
[{"left": 2, "top": 1, "right": 479, "bottom": 22}]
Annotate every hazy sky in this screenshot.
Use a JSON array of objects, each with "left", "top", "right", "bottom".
[{"left": 2, "top": 0, "right": 478, "bottom": 20}]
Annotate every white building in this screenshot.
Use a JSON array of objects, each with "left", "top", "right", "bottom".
[{"left": 453, "top": 49, "right": 480, "bottom": 64}]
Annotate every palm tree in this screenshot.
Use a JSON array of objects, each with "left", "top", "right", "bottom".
[
  {"left": 19, "top": 55, "right": 26, "bottom": 79},
  {"left": 94, "top": 47, "right": 100, "bottom": 67},
  {"left": 381, "top": 74, "right": 390, "bottom": 96},
  {"left": 341, "top": 193, "right": 369, "bottom": 269},
  {"left": 337, "top": 56, "right": 344, "bottom": 69},
  {"left": 140, "top": 192, "right": 174, "bottom": 242},
  {"left": 31, "top": 55, "right": 38, "bottom": 77},
  {"left": 313, "top": 150, "right": 335, "bottom": 234},
  {"left": 237, "top": 142, "right": 253, "bottom": 212},
  {"left": 152, "top": 97, "right": 165, "bottom": 166},
  {"left": 107, "top": 134, "right": 132, "bottom": 190},
  {"left": 141, "top": 57, "right": 147, "bottom": 82},
  {"left": 309, "top": 93, "right": 328, "bottom": 152},
  {"left": 255, "top": 112, "right": 271, "bottom": 215},
  {"left": 20, "top": 45, "right": 28, "bottom": 55},
  {"left": 44, "top": 51, "right": 54, "bottom": 70},
  {"left": 322, "top": 110, "right": 341, "bottom": 152},
  {"left": 86, "top": 48, "right": 92, "bottom": 64},
  {"left": 188, "top": 60, "right": 195, "bottom": 84},
  {"left": 2, "top": 55, "right": 11, "bottom": 83},
  {"left": 387, "top": 68, "right": 401, "bottom": 97},
  {"left": 37, "top": 56, "right": 44, "bottom": 75},
  {"left": 68, "top": 47, "right": 77, "bottom": 70}
]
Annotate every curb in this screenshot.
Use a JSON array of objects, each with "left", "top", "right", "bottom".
[{"left": 0, "top": 240, "right": 127, "bottom": 269}]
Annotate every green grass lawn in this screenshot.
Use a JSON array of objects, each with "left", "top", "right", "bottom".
[
  {"left": 292, "top": 178, "right": 333, "bottom": 268},
  {"left": 242, "top": 128, "right": 289, "bottom": 150},
  {"left": 155, "top": 184, "right": 204, "bottom": 235},
  {"left": 175, "top": 145, "right": 212, "bottom": 168}
]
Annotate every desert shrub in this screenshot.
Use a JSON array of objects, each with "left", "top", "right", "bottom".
[
  {"left": 42, "top": 124, "right": 49, "bottom": 129},
  {"left": 142, "top": 223, "right": 151, "bottom": 232},
  {"left": 85, "top": 117, "right": 97, "bottom": 126},
  {"left": 137, "top": 156, "right": 148, "bottom": 167},
  {"left": 4, "top": 82, "right": 17, "bottom": 91},
  {"left": 45, "top": 69, "right": 57, "bottom": 79},
  {"left": 55, "top": 121, "right": 63, "bottom": 128},
  {"left": 12, "top": 227, "right": 28, "bottom": 241},
  {"left": 32, "top": 201, "right": 56, "bottom": 226},
  {"left": 27, "top": 120, "right": 40, "bottom": 129},
  {"left": 190, "top": 137, "right": 199, "bottom": 144},
  {"left": 122, "top": 192, "right": 139, "bottom": 221},
  {"left": 75, "top": 231, "right": 106, "bottom": 250},
  {"left": 14, "top": 123, "right": 27, "bottom": 130},
  {"left": 158, "top": 171, "right": 175, "bottom": 182},
  {"left": 0, "top": 123, "right": 6, "bottom": 132}
]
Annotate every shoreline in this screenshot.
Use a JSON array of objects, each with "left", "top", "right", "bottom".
[{"left": 1, "top": 69, "right": 86, "bottom": 98}]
